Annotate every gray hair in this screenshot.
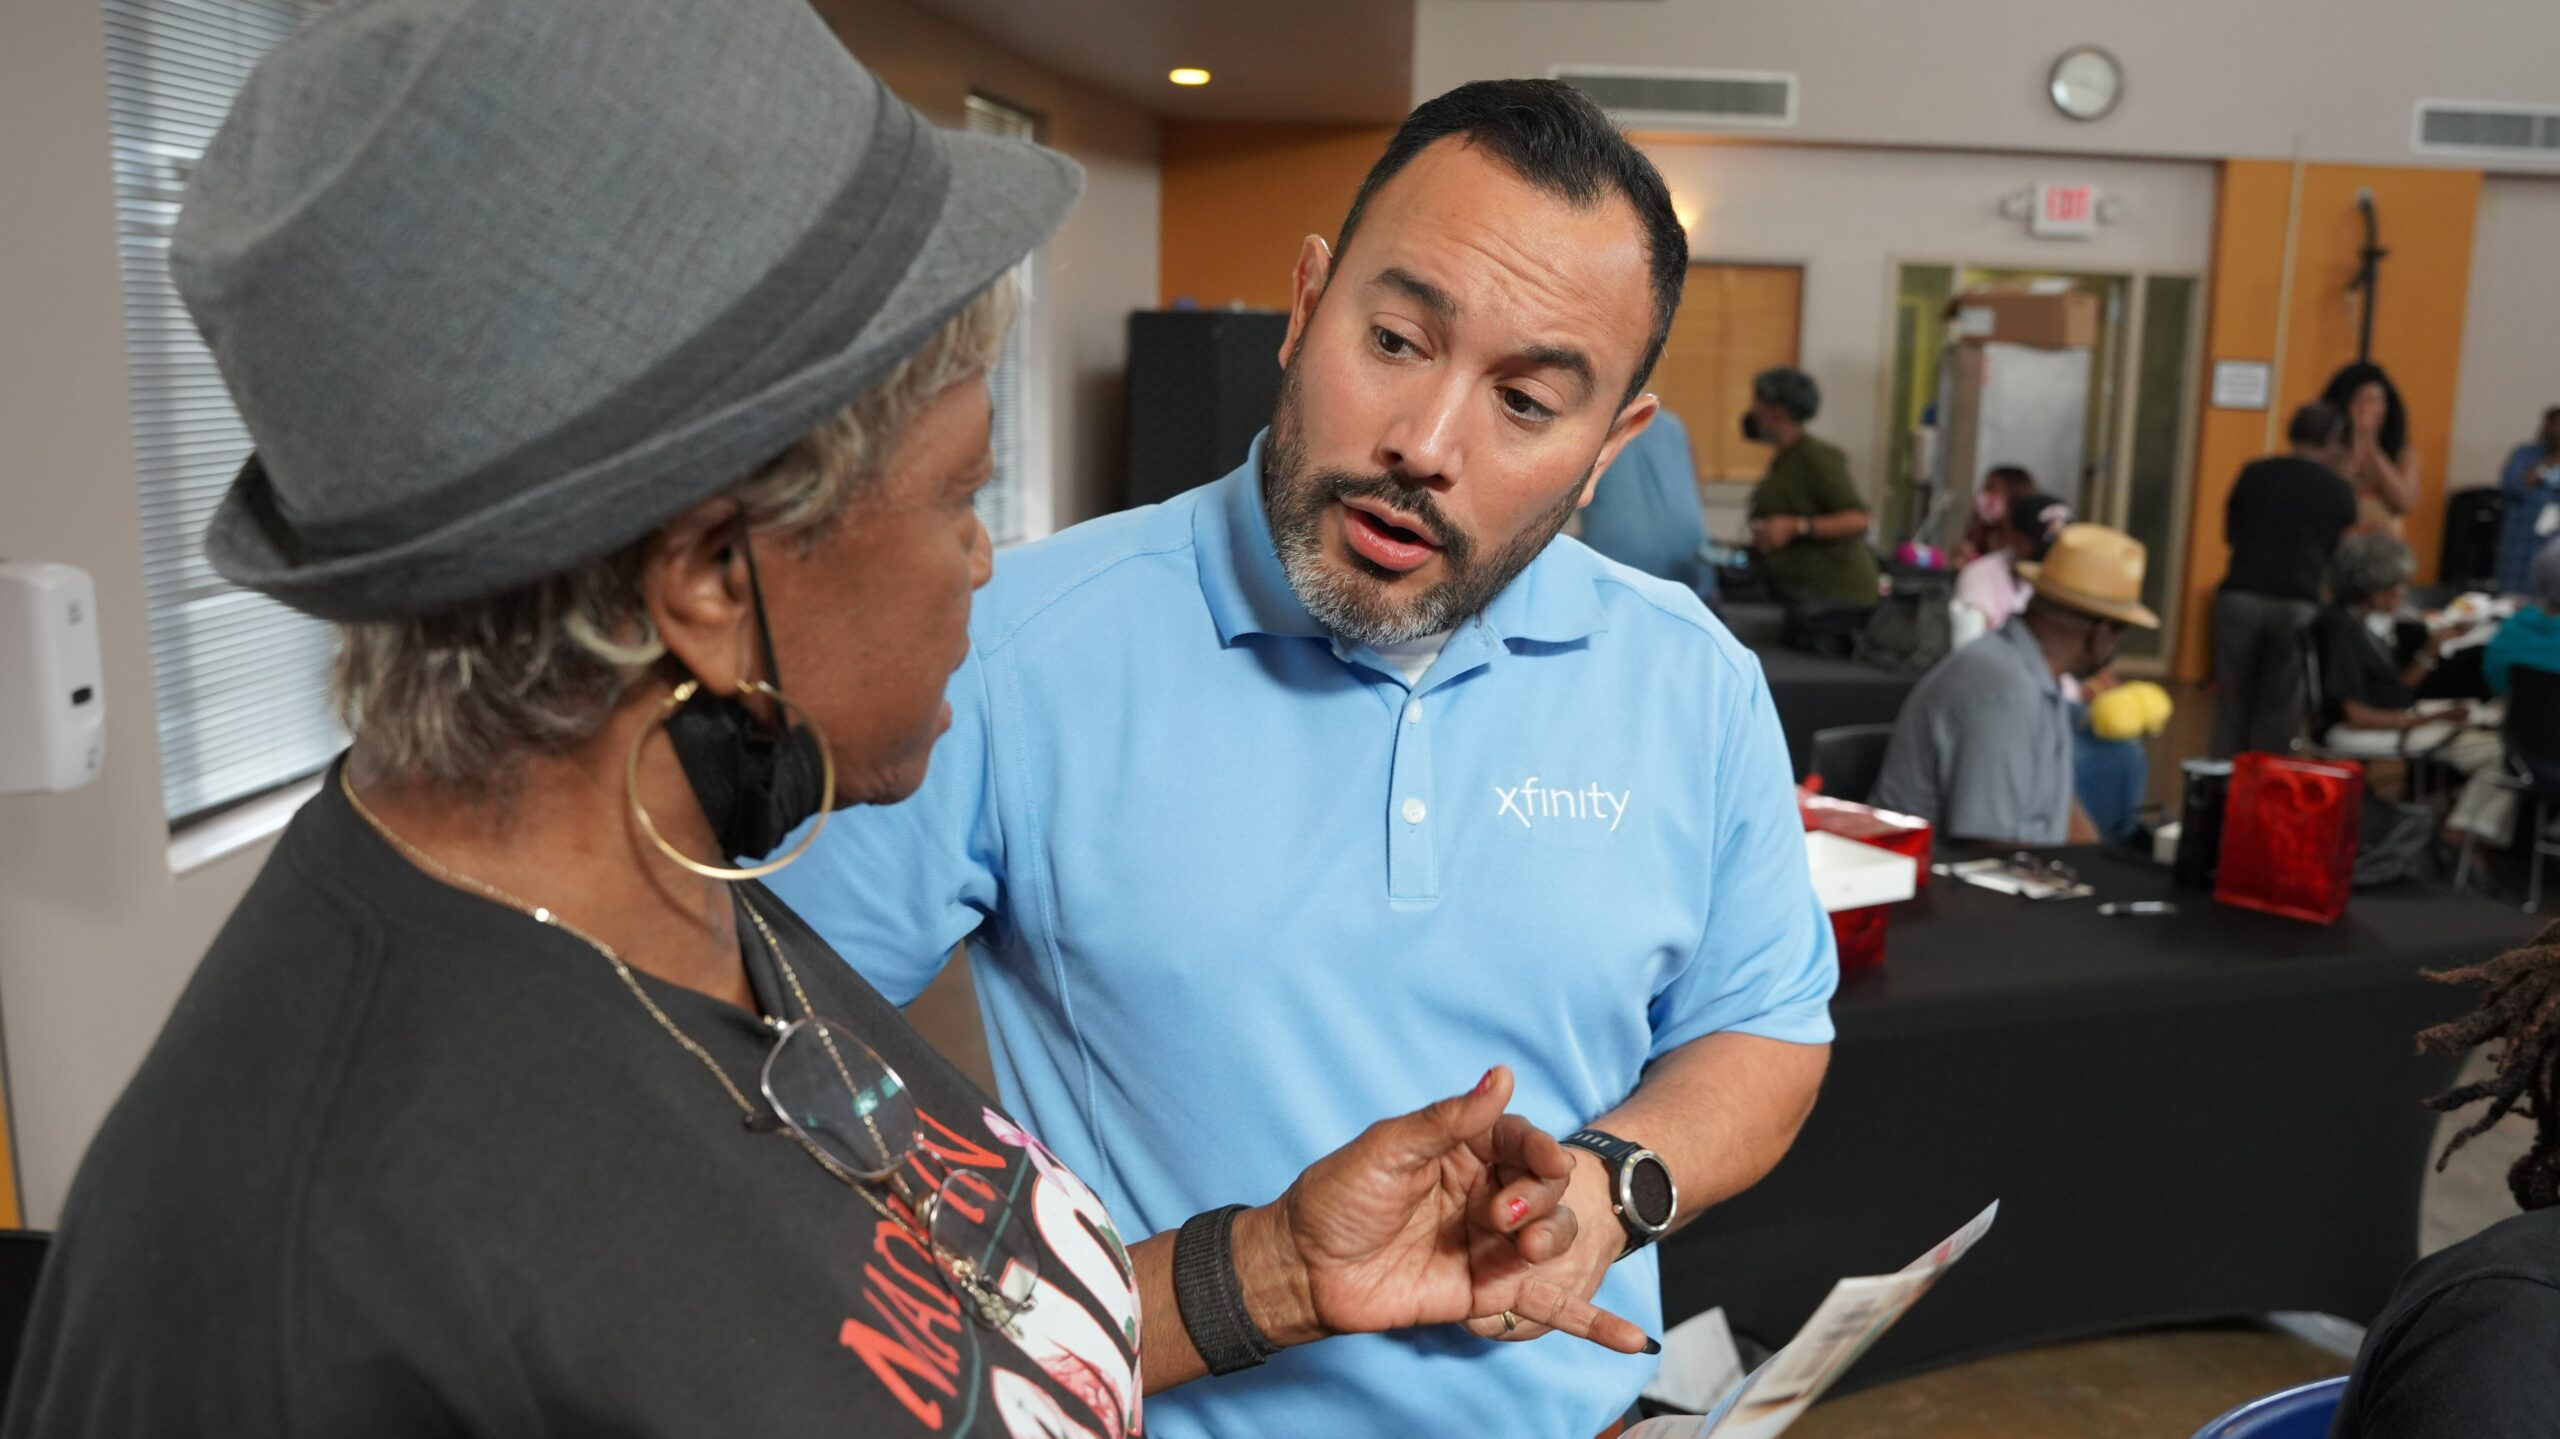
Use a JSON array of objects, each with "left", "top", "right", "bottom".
[
  {"left": 1752, "top": 367, "right": 1820, "bottom": 423},
  {"left": 2328, "top": 529, "right": 2416, "bottom": 607},
  {"left": 334, "top": 275, "right": 1018, "bottom": 793}
]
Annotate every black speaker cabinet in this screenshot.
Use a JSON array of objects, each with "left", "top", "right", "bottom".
[{"left": 1123, "top": 309, "right": 1290, "bottom": 511}]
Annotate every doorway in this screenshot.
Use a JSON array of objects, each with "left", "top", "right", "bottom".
[{"left": 1883, "top": 263, "right": 2202, "bottom": 671}]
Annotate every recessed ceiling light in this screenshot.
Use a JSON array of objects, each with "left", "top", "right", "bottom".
[{"left": 1168, "top": 67, "right": 1211, "bottom": 87}]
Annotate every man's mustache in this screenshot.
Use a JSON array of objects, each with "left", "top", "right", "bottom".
[{"left": 1314, "top": 471, "right": 1475, "bottom": 568}]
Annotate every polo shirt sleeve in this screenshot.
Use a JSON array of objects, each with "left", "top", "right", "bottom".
[
  {"left": 1649, "top": 661, "right": 1838, "bottom": 1055},
  {"left": 762, "top": 646, "right": 1007, "bottom": 1006},
  {"left": 1803, "top": 445, "right": 1865, "bottom": 517}
]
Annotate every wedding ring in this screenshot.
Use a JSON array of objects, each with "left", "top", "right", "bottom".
[{"left": 1499, "top": 1310, "right": 1519, "bottom": 1335}]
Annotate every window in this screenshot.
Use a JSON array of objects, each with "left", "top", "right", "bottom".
[
  {"left": 1647, "top": 262, "right": 1806, "bottom": 485},
  {"left": 962, "top": 92, "right": 1042, "bottom": 546},
  {"left": 104, "top": 0, "right": 341, "bottom": 824}
]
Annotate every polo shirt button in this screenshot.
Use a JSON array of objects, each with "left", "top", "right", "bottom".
[
  {"left": 1405, "top": 699, "right": 1423, "bottom": 724},
  {"left": 1401, "top": 797, "right": 1427, "bottom": 824}
]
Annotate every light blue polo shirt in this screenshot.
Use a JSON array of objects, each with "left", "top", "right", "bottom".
[{"left": 769, "top": 435, "right": 1836, "bottom": 1439}]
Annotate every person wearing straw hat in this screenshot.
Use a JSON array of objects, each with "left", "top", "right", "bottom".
[
  {"left": 1873, "top": 523, "right": 2161, "bottom": 847},
  {"left": 1, "top": 4, "right": 1652, "bottom": 1436}
]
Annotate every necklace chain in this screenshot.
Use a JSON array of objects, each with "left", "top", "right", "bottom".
[{"left": 335, "top": 767, "right": 921, "bottom": 1239}]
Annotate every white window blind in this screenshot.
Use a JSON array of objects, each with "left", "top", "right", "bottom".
[
  {"left": 103, "top": 0, "right": 343, "bottom": 824},
  {"left": 962, "top": 93, "right": 1041, "bottom": 546}
]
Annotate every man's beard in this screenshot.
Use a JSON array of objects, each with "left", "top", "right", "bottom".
[{"left": 1260, "top": 362, "right": 1589, "bottom": 648}]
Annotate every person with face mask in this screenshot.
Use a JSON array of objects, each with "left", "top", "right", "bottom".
[
  {"left": 1741, "top": 367, "right": 1881, "bottom": 656},
  {"left": 775, "top": 79, "right": 1837, "bottom": 1439},
  {"left": 1870, "top": 524, "right": 2161, "bottom": 846}
]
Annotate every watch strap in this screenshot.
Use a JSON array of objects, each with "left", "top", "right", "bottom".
[{"left": 1172, "top": 1204, "right": 1279, "bottom": 1376}]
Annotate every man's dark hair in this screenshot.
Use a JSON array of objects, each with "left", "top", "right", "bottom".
[
  {"left": 1752, "top": 367, "right": 1821, "bottom": 424},
  {"left": 2421, "top": 920, "right": 2560, "bottom": 1210},
  {"left": 1333, "top": 78, "right": 1687, "bottom": 406},
  {"left": 2288, "top": 399, "right": 2348, "bottom": 449},
  {"left": 2008, "top": 492, "right": 2070, "bottom": 562}
]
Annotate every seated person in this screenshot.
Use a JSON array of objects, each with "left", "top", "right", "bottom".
[
  {"left": 2484, "top": 534, "right": 2560, "bottom": 698},
  {"left": 1872, "top": 523, "right": 2159, "bottom": 846},
  {"left": 1950, "top": 487, "right": 2068, "bottom": 647},
  {"left": 2309, "top": 532, "right": 2514, "bottom": 841},
  {"left": 2333, "top": 919, "right": 2560, "bottom": 1437},
  {"left": 1576, "top": 406, "right": 1717, "bottom": 603},
  {"left": 1955, "top": 463, "right": 2039, "bottom": 567}
]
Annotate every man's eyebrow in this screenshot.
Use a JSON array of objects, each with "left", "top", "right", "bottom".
[
  {"left": 1371, "top": 266, "right": 1457, "bottom": 322},
  {"left": 1519, "top": 343, "right": 1596, "bottom": 402}
]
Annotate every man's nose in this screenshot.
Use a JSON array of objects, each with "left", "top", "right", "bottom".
[{"left": 1375, "top": 375, "right": 1468, "bottom": 487}]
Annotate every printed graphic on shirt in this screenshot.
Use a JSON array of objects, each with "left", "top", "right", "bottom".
[
  {"left": 1493, "top": 775, "right": 1634, "bottom": 831},
  {"left": 836, "top": 1098, "right": 1141, "bottom": 1437}
]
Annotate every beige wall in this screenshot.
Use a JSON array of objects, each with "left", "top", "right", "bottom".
[
  {"left": 0, "top": 0, "right": 280, "bottom": 1229},
  {"left": 812, "top": 0, "right": 1161, "bottom": 531},
  {"left": 1640, "top": 140, "right": 2216, "bottom": 520},
  {"left": 2450, "top": 175, "right": 2560, "bottom": 496},
  {"left": 1417, "top": 0, "right": 2560, "bottom": 172}
]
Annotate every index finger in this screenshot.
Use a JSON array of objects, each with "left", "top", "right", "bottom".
[{"left": 1508, "top": 1276, "right": 1656, "bottom": 1356}]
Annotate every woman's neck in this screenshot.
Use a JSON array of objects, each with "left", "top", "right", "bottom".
[{"left": 345, "top": 699, "right": 757, "bottom": 1013}]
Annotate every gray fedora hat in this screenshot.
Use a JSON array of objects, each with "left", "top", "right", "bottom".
[{"left": 176, "top": 0, "right": 1082, "bottom": 622}]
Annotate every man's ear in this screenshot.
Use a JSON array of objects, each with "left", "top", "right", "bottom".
[
  {"left": 1277, "top": 234, "right": 1334, "bottom": 370},
  {"left": 640, "top": 495, "right": 756, "bottom": 696},
  {"left": 1578, "top": 393, "right": 1662, "bottom": 508}
]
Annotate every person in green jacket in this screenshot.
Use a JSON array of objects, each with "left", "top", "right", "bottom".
[{"left": 1744, "top": 367, "right": 1880, "bottom": 612}]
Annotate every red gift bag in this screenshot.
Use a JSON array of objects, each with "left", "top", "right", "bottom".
[{"left": 2214, "top": 753, "right": 2364, "bottom": 924}]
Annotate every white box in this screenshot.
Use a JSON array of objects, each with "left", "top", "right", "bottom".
[{"left": 1805, "top": 830, "right": 1917, "bottom": 913}]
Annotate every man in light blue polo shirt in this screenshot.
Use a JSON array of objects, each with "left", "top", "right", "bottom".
[{"left": 772, "top": 79, "right": 1835, "bottom": 1438}]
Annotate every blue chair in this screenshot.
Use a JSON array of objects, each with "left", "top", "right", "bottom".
[{"left": 2189, "top": 1376, "right": 2348, "bottom": 1439}]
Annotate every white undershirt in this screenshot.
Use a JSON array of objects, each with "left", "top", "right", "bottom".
[{"left": 1369, "top": 629, "right": 1452, "bottom": 686}]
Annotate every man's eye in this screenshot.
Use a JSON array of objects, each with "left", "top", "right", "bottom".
[
  {"left": 1373, "top": 326, "right": 1414, "bottom": 357},
  {"left": 1501, "top": 389, "right": 1554, "bottom": 423}
]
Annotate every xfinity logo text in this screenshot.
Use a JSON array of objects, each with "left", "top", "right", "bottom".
[{"left": 1494, "top": 776, "right": 1632, "bottom": 832}]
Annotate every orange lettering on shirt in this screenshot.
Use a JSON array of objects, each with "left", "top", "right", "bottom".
[{"left": 838, "top": 1317, "right": 948, "bottom": 1429}]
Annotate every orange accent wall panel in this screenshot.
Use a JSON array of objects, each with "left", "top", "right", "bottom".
[
  {"left": 1159, "top": 121, "right": 1395, "bottom": 312},
  {"left": 2177, "top": 161, "right": 2482, "bottom": 681}
]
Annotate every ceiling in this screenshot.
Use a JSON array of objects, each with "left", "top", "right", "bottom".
[{"left": 896, "top": 0, "right": 1421, "bottom": 123}]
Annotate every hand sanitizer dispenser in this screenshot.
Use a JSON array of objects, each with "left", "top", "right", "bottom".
[{"left": 0, "top": 562, "right": 105, "bottom": 795}]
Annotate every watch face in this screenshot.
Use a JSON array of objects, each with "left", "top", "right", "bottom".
[
  {"left": 1627, "top": 1153, "right": 1677, "bottom": 1231},
  {"left": 2049, "top": 47, "right": 2122, "bottom": 122}
]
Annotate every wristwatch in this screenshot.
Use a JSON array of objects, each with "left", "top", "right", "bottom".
[{"left": 1560, "top": 1127, "right": 1678, "bottom": 1258}]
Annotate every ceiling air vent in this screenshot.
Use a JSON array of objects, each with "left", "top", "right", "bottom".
[
  {"left": 2413, "top": 101, "right": 2560, "bottom": 159},
  {"left": 1553, "top": 66, "right": 1798, "bottom": 130}
]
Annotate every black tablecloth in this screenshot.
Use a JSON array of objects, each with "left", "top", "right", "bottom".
[
  {"left": 1659, "top": 846, "right": 2542, "bottom": 1394},
  {"left": 1721, "top": 602, "right": 1916, "bottom": 778}
]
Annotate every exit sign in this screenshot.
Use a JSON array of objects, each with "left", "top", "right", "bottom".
[{"left": 2031, "top": 182, "right": 2098, "bottom": 239}]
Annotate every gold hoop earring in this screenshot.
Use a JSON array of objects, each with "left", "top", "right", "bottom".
[{"left": 625, "top": 677, "right": 839, "bottom": 883}]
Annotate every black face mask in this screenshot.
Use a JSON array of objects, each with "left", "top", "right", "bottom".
[
  {"left": 1740, "top": 408, "right": 1764, "bottom": 444},
  {"left": 662, "top": 534, "right": 830, "bottom": 863}
]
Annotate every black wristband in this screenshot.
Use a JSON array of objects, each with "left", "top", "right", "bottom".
[{"left": 1172, "top": 1204, "right": 1279, "bottom": 1376}]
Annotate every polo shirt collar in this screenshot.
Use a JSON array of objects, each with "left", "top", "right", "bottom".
[
  {"left": 1194, "top": 430, "right": 1609, "bottom": 652},
  {"left": 1994, "top": 614, "right": 2062, "bottom": 697}
]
